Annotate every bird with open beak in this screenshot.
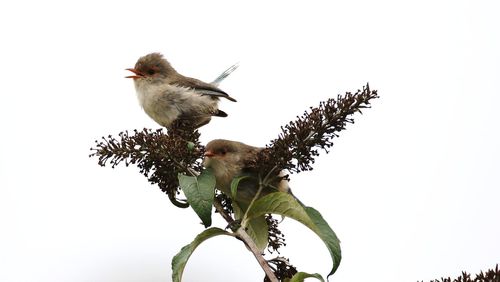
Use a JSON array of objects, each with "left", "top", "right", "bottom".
[
  {"left": 126, "top": 53, "right": 237, "bottom": 129},
  {"left": 203, "top": 139, "right": 291, "bottom": 209}
]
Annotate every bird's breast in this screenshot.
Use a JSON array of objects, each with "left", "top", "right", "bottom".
[{"left": 133, "top": 81, "right": 220, "bottom": 127}]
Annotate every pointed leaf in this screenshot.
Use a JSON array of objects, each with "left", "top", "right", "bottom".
[
  {"left": 171, "top": 227, "right": 231, "bottom": 282},
  {"left": 304, "top": 207, "right": 341, "bottom": 278},
  {"left": 244, "top": 193, "right": 341, "bottom": 279},
  {"left": 232, "top": 201, "right": 244, "bottom": 220},
  {"left": 178, "top": 168, "right": 216, "bottom": 227},
  {"left": 230, "top": 175, "right": 249, "bottom": 200},
  {"left": 244, "top": 215, "right": 269, "bottom": 252},
  {"left": 289, "top": 272, "right": 325, "bottom": 282},
  {"left": 231, "top": 202, "right": 268, "bottom": 252}
]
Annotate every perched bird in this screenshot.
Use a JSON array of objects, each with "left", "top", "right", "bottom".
[
  {"left": 203, "top": 139, "right": 291, "bottom": 209},
  {"left": 126, "top": 53, "right": 237, "bottom": 129}
]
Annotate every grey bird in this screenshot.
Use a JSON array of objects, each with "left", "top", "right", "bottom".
[
  {"left": 126, "top": 53, "right": 237, "bottom": 129},
  {"left": 203, "top": 139, "right": 292, "bottom": 210}
]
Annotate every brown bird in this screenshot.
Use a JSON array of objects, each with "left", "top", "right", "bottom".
[
  {"left": 203, "top": 139, "right": 291, "bottom": 209},
  {"left": 126, "top": 53, "right": 237, "bottom": 129}
]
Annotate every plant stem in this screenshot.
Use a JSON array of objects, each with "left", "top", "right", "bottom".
[
  {"left": 213, "top": 197, "right": 234, "bottom": 225},
  {"left": 241, "top": 181, "right": 265, "bottom": 228},
  {"left": 213, "top": 199, "right": 278, "bottom": 282},
  {"left": 235, "top": 227, "right": 279, "bottom": 282},
  {"left": 241, "top": 166, "right": 277, "bottom": 227}
]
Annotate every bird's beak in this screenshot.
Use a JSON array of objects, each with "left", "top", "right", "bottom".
[
  {"left": 125, "top": 68, "right": 144, "bottom": 79},
  {"left": 204, "top": 150, "right": 215, "bottom": 158}
]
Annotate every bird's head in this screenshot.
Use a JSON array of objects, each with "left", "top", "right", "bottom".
[
  {"left": 203, "top": 139, "right": 260, "bottom": 192},
  {"left": 204, "top": 139, "right": 240, "bottom": 167},
  {"left": 126, "top": 53, "right": 174, "bottom": 83},
  {"left": 203, "top": 139, "right": 260, "bottom": 173}
]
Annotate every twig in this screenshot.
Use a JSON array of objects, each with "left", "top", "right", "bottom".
[
  {"left": 213, "top": 197, "right": 234, "bottom": 225},
  {"left": 235, "top": 228, "right": 278, "bottom": 282},
  {"left": 213, "top": 198, "right": 278, "bottom": 282}
]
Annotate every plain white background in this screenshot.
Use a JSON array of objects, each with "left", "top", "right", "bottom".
[{"left": 1, "top": 0, "right": 499, "bottom": 281}]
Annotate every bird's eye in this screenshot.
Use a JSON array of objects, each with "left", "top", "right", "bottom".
[{"left": 147, "top": 69, "right": 155, "bottom": 75}]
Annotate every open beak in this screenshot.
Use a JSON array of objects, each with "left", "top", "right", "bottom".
[
  {"left": 204, "top": 150, "right": 215, "bottom": 158},
  {"left": 125, "top": 68, "right": 144, "bottom": 79}
]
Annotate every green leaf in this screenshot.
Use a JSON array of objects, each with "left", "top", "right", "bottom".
[
  {"left": 244, "top": 215, "right": 269, "bottom": 252},
  {"left": 244, "top": 193, "right": 341, "bottom": 279},
  {"left": 289, "top": 272, "right": 325, "bottom": 282},
  {"left": 304, "top": 207, "right": 341, "bottom": 278},
  {"left": 231, "top": 202, "right": 268, "bottom": 251},
  {"left": 230, "top": 175, "right": 249, "bottom": 200},
  {"left": 178, "top": 168, "right": 216, "bottom": 227},
  {"left": 171, "top": 227, "right": 231, "bottom": 282},
  {"left": 186, "top": 141, "right": 195, "bottom": 151},
  {"left": 232, "top": 201, "right": 244, "bottom": 220}
]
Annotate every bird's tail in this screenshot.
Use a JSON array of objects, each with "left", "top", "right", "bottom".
[{"left": 211, "top": 63, "right": 239, "bottom": 86}]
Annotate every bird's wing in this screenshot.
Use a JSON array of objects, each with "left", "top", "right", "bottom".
[
  {"left": 241, "top": 147, "right": 265, "bottom": 171},
  {"left": 171, "top": 76, "right": 237, "bottom": 102}
]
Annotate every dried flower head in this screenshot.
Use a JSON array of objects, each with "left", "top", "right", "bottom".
[
  {"left": 215, "top": 192, "right": 234, "bottom": 216},
  {"left": 266, "top": 214, "right": 286, "bottom": 254},
  {"left": 255, "top": 83, "right": 379, "bottom": 177},
  {"left": 264, "top": 257, "right": 298, "bottom": 282},
  {"left": 89, "top": 127, "right": 203, "bottom": 207},
  {"left": 419, "top": 264, "right": 499, "bottom": 282}
]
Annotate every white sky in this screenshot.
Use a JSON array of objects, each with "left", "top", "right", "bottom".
[{"left": 1, "top": 0, "right": 499, "bottom": 281}]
